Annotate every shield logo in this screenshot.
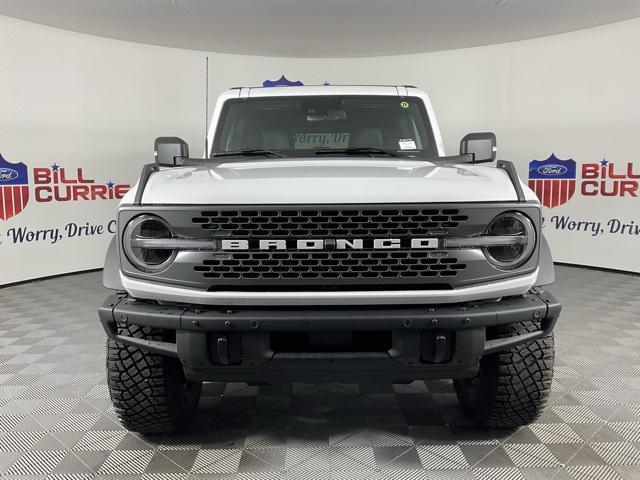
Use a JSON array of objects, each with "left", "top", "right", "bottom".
[
  {"left": 0, "top": 153, "right": 29, "bottom": 220},
  {"left": 262, "top": 75, "right": 304, "bottom": 87},
  {"left": 528, "top": 154, "right": 576, "bottom": 208}
]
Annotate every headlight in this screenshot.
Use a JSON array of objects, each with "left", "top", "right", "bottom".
[
  {"left": 483, "top": 212, "right": 536, "bottom": 269},
  {"left": 123, "top": 215, "right": 176, "bottom": 273}
]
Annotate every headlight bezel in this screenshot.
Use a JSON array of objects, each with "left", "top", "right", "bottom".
[
  {"left": 122, "top": 214, "right": 178, "bottom": 273},
  {"left": 482, "top": 211, "right": 536, "bottom": 270}
]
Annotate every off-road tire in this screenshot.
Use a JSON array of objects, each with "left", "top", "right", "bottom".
[
  {"left": 106, "top": 324, "right": 202, "bottom": 434},
  {"left": 453, "top": 321, "right": 554, "bottom": 428}
]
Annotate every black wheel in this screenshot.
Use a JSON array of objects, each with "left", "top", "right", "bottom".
[
  {"left": 106, "top": 324, "right": 202, "bottom": 434},
  {"left": 453, "top": 321, "right": 554, "bottom": 428}
]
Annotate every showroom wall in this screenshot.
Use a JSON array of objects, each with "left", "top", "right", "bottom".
[{"left": 1, "top": 14, "right": 639, "bottom": 284}]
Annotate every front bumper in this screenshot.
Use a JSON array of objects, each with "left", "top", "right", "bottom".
[{"left": 98, "top": 289, "right": 560, "bottom": 383}]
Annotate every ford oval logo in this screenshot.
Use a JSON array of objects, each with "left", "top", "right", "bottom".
[
  {"left": 0, "top": 167, "right": 19, "bottom": 182},
  {"left": 537, "top": 164, "right": 567, "bottom": 176}
]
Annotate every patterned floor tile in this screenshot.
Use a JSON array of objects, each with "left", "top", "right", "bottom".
[
  {"left": 589, "top": 442, "right": 640, "bottom": 466},
  {"left": 372, "top": 445, "right": 423, "bottom": 470},
  {"left": 72, "top": 430, "right": 127, "bottom": 451},
  {"left": 565, "top": 464, "right": 625, "bottom": 480},
  {"left": 473, "top": 467, "right": 527, "bottom": 480},
  {"left": 529, "top": 423, "right": 584, "bottom": 444},
  {"left": 416, "top": 444, "right": 469, "bottom": 469},
  {"left": 503, "top": 443, "right": 561, "bottom": 468},
  {"left": 5, "top": 450, "right": 67, "bottom": 475},
  {"left": 190, "top": 448, "right": 242, "bottom": 474},
  {"left": 97, "top": 449, "right": 154, "bottom": 474}
]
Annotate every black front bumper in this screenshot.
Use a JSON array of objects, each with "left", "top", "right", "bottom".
[{"left": 98, "top": 290, "right": 560, "bottom": 383}]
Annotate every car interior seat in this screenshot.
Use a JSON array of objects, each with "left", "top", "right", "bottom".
[
  {"left": 262, "top": 131, "right": 291, "bottom": 150},
  {"left": 351, "top": 127, "right": 384, "bottom": 149}
]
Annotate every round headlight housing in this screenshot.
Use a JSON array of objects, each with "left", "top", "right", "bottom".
[
  {"left": 123, "top": 215, "right": 176, "bottom": 272},
  {"left": 484, "top": 212, "right": 536, "bottom": 269}
]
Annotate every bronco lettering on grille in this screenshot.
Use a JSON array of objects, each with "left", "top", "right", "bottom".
[{"left": 220, "top": 238, "right": 439, "bottom": 251}]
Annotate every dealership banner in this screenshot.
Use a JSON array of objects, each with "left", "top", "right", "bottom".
[
  {"left": 0, "top": 152, "right": 132, "bottom": 285},
  {"left": 522, "top": 153, "right": 640, "bottom": 273}
]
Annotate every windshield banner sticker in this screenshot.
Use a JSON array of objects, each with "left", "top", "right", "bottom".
[{"left": 398, "top": 139, "right": 417, "bottom": 150}]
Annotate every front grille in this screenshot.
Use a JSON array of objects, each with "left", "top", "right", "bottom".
[
  {"left": 192, "top": 208, "right": 468, "bottom": 237},
  {"left": 190, "top": 207, "right": 471, "bottom": 285},
  {"left": 195, "top": 250, "right": 466, "bottom": 283}
]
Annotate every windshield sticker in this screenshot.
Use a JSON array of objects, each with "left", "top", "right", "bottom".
[
  {"left": 398, "top": 138, "right": 417, "bottom": 150},
  {"left": 400, "top": 101, "right": 409, "bottom": 109},
  {"left": 294, "top": 133, "right": 350, "bottom": 149}
]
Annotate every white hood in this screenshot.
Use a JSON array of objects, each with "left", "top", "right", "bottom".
[{"left": 135, "top": 158, "right": 529, "bottom": 205}]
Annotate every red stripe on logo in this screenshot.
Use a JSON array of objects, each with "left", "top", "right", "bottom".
[
  {"left": 543, "top": 180, "right": 552, "bottom": 208},
  {"left": 13, "top": 185, "right": 22, "bottom": 214},
  {"left": 529, "top": 180, "right": 536, "bottom": 199},
  {"left": 3, "top": 187, "right": 14, "bottom": 219},
  {"left": 22, "top": 185, "right": 29, "bottom": 208},
  {"left": 559, "top": 179, "right": 568, "bottom": 206}
]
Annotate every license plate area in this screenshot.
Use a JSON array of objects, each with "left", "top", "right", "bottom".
[{"left": 271, "top": 330, "right": 392, "bottom": 353}]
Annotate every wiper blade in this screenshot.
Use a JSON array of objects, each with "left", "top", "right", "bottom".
[
  {"left": 213, "top": 149, "right": 285, "bottom": 158},
  {"left": 314, "top": 147, "right": 398, "bottom": 157}
]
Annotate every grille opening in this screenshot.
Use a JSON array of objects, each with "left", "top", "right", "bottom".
[
  {"left": 193, "top": 207, "right": 468, "bottom": 237},
  {"left": 197, "top": 250, "right": 466, "bottom": 284},
  {"left": 271, "top": 331, "right": 391, "bottom": 353},
  {"left": 186, "top": 206, "right": 476, "bottom": 286}
]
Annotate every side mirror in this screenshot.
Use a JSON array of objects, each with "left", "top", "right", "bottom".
[
  {"left": 460, "top": 132, "right": 496, "bottom": 163},
  {"left": 154, "top": 137, "right": 189, "bottom": 166}
]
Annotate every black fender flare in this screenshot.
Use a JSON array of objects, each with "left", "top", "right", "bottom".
[
  {"left": 103, "top": 236, "right": 125, "bottom": 291},
  {"left": 535, "top": 235, "right": 555, "bottom": 286}
]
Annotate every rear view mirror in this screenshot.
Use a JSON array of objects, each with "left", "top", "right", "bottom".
[
  {"left": 154, "top": 137, "right": 189, "bottom": 166},
  {"left": 460, "top": 132, "right": 496, "bottom": 163}
]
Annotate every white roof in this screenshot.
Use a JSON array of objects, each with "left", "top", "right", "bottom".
[{"left": 232, "top": 85, "right": 413, "bottom": 98}]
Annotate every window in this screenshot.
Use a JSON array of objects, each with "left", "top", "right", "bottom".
[{"left": 212, "top": 95, "right": 438, "bottom": 159}]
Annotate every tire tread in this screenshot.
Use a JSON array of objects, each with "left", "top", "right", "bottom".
[
  {"left": 454, "top": 321, "right": 554, "bottom": 428},
  {"left": 106, "top": 323, "right": 202, "bottom": 434}
]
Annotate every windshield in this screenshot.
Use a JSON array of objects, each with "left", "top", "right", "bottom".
[{"left": 211, "top": 95, "right": 438, "bottom": 159}]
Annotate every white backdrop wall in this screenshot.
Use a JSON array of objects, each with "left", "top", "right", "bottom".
[{"left": 1, "top": 15, "right": 639, "bottom": 285}]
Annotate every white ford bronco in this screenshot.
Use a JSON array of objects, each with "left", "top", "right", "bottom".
[{"left": 99, "top": 85, "right": 560, "bottom": 433}]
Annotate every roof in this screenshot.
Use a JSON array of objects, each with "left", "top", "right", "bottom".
[
  {"left": 225, "top": 85, "right": 423, "bottom": 98},
  {"left": 230, "top": 84, "right": 418, "bottom": 89}
]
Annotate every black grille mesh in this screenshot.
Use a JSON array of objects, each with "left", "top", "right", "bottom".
[
  {"left": 196, "top": 251, "right": 466, "bottom": 281},
  {"left": 193, "top": 208, "right": 468, "bottom": 237},
  {"left": 191, "top": 208, "right": 469, "bottom": 284}
]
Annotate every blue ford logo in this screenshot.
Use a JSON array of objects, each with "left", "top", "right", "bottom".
[
  {"left": 537, "top": 164, "right": 567, "bottom": 176},
  {"left": 0, "top": 167, "right": 19, "bottom": 182}
]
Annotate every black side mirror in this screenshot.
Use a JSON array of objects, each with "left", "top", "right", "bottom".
[
  {"left": 154, "top": 137, "right": 189, "bottom": 166},
  {"left": 460, "top": 132, "right": 496, "bottom": 163}
]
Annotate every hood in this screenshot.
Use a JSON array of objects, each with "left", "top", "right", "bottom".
[{"left": 136, "top": 158, "right": 525, "bottom": 205}]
